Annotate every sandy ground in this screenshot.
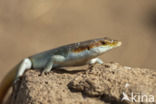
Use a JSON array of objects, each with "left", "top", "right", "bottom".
[{"left": 0, "top": 0, "right": 156, "bottom": 81}]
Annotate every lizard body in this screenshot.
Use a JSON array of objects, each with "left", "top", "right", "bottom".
[{"left": 0, "top": 37, "right": 121, "bottom": 103}]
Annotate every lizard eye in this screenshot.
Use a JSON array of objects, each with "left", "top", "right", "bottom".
[{"left": 101, "top": 41, "right": 106, "bottom": 45}]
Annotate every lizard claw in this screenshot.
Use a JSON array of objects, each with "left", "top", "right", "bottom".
[
  {"left": 39, "top": 71, "right": 50, "bottom": 76},
  {"left": 44, "top": 71, "right": 50, "bottom": 75}
]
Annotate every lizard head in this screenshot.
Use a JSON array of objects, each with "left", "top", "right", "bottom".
[
  {"left": 88, "top": 37, "right": 122, "bottom": 56},
  {"left": 71, "top": 37, "right": 122, "bottom": 57}
]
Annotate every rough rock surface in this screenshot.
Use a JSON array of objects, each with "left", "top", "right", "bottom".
[{"left": 10, "top": 63, "right": 156, "bottom": 104}]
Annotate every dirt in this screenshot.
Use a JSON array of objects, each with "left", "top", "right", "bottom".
[{"left": 10, "top": 63, "right": 156, "bottom": 104}]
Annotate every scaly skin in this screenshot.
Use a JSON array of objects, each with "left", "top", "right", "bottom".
[{"left": 0, "top": 37, "right": 122, "bottom": 103}]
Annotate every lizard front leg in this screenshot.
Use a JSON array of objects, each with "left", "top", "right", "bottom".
[
  {"left": 88, "top": 58, "right": 104, "bottom": 65},
  {"left": 42, "top": 58, "right": 54, "bottom": 73},
  {"left": 42, "top": 55, "right": 66, "bottom": 73}
]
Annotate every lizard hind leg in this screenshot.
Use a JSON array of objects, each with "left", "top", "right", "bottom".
[
  {"left": 88, "top": 58, "right": 104, "bottom": 65},
  {"left": 15, "top": 58, "right": 32, "bottom": 81}
]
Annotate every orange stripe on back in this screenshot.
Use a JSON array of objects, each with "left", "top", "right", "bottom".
[{"left": 72, "top": 41, "right": 103, "bottom": 53}]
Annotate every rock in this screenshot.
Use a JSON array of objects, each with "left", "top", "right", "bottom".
[
  {"left": 10, "top": 63, "right": 156, "bottom": 104},
  {"left": 69, "top": 63, "right": 156, "bottom": 104}
]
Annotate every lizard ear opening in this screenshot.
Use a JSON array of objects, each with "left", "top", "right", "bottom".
[{"left": 87, "top": 46, "right": 90, "bottom": 50}]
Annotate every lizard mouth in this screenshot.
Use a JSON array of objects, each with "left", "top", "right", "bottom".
[
  {"left": 110, "top": 41, "right": 122, "bottom": 47},
  {"left": 104, "top": 40, "right": 122, "bottom": 47}
]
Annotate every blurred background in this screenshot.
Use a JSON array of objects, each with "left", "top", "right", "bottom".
[{"left": 0, "top": 0, "right": 156, "bottom": 81}]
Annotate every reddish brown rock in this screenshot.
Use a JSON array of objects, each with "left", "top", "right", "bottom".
[
  {"left": 10, "top": 63, "right": 156, "bottom": 104},
  {"left": 69, "top": 63, "right": 156, "bottom": 104}
]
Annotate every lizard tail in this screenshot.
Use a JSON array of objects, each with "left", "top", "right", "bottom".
[{"left": 0, "top": 63, "right": 20, "bottom": 104}]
